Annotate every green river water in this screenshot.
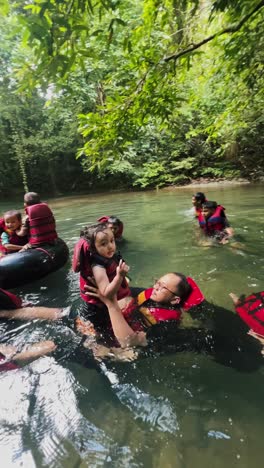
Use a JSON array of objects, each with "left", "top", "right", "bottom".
[{"left": 0, "top": 183, "right": 264, "bottom": 468}]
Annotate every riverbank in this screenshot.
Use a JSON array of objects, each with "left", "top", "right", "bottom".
[{"left": 162, "top": 177, "right": 251, "bottom": 191}]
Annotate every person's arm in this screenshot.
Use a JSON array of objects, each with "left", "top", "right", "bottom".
[
  {"left": 0, "top": 306, "right": 63, "bottom": 321},
  {"left": 224, "top": 226, "right": 234, "bottom": 238},
  {"left": 105, "top": 296, "right": 147, "bottom": 347},
  {"left": 1, "top": 231, "right": 24, "bottom": 252},
  {"left": 16, "top": 216, "right": 29, "bottom": 237},
  {"left": 12, "top": 341, "right": 56, "bottom": 363},
  {"left": 219, "top": 217, "right": 234, "bottom": 244},
  {"left": 86, "top": 284, "right": 147, "bottom": 347},
  {"left": 92, "top": 259, "right": 129, "bottom": 298},
  {"left": 2, "top": 243, "right": 24, "bottom": 252}
]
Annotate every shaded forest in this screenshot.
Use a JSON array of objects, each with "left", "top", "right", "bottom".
[{"left": 0, "top": 0, "right": 263, "bottom": 196}]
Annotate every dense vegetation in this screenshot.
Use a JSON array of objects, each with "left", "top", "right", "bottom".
[{"left": 0, "top": 0, "right": 263, "bottom": 195}]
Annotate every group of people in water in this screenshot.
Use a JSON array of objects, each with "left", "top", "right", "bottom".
[
  {"left": 192, "top": 191, "right": 234, "bottom": 244},
  {"left": 0, "top": 191, "right": 264, "bottom": 372},
  {"left": 0, "top": 191, "right": 58, "bottom": 255}
]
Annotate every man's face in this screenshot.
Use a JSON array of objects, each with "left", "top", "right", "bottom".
[{"left": 150, "top": 274, "right": 181, "bottom": 305}]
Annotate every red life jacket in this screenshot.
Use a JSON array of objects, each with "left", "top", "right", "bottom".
[
  {"left": 194, "top": 207, "right": 202, "bottom": 217},
  {"left": 0, "top": 353, "right": 18, "bottom": 372},
  {"left": 73, "top": 238, "right": 130, "bottom": 305},
  {"left": 122, "top": 277, "right": 205, "bottom": 331},
  {"left": 235, "top": 292, "right": 264, "bottom": 337},
  {"left": 0, "top": 287, "right": 22, "bottom": 309},
  {"left": 198, "top": 205, "right": 227, "bottom": 236},
  {"left": 0, "top": 229, "right": 28, "bottom": 255},
  {"left": 97, "top": 216, "right": 124, "bottom": 239},
  {"left": 0, "top": 218, "right": 5, "bottom": 234},
  {"left": 26, "top": 203, "right": 58, "bottom": 245}
]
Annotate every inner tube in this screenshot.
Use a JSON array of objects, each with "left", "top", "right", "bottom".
[{"left": 0, "top": 238, "right": 69, "bottom": 289}]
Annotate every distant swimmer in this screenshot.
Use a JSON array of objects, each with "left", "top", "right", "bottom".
[
  {"left": 198, "top": 201, "right": 234, "bottom": 244},
  {"left": 192, "top": 192, "right": 206, "bottom": 217},
  {"left": 97, "top": 215, "right": 124, "bottom": 241}
]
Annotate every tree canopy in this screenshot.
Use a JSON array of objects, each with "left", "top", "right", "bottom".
[{"left": 0, "top": 0, "right": 263, "bottom": 194}]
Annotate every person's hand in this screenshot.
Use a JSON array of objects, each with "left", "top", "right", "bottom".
[
  {"left": 116, "top": 260, "right": 130, "bottom": 278},
  {"left": 219, "top": 237, "right": 229, "bottom": 245},
  {"left": 19, "top": 243, "right": 32, "bottom": 252},
  {"left": 84, "top": 282, "right": 116, "bottom": 303}
]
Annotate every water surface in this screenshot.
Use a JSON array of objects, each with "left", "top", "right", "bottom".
[{"left": 0, "top": 184, "right": 264, "bottom": 467}]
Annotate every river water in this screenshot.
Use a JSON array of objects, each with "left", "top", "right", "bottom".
[{"left": 0, "top": 184, "right": 264, "bottom": 467}]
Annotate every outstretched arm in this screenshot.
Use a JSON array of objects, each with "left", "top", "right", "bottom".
[
  {"left": 86, "top": 284, "right": 147, "bottom": 348},
  {"left": 0, "top": 341, "right": 56, "bottom": 364},
  {"left": 0, "top": 307, "right": 63, "bottom": 321},
  {"left": 92, "top": 259, "right": 129, "bottom": 297}
]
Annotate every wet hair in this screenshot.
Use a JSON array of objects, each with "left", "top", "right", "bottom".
[
  {"left": 80, "top": 222, "right": 110, "bottom": 252},
  {"left": 193, "top": 192, "right": 206, "bottom": 203},
  {"left": 4, "top": 210, "right": 22, "bottom": 222},
  {"left": 202, "top": 201, "right": 217, "bottom": 210},
  {"left": 24, "top": 192, "right": 41, "bottom": 206},
  {"left": 107, "top": 216, "right": 122, "bottom": 226},
  {"left": 172, "top": 272, "right": 192, "bottom": 305}
]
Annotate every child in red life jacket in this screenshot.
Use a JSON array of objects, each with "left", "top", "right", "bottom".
[
  {"left": 198, "top": 201, "right": 234, "bottom": 243},
  {"left": 73, "top": 222, "right": 131, "bottom": 332},
  {"left": 0, "top": 210, "right": 28, "bottom": 256}
]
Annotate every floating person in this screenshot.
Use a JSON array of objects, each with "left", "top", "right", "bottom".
[
  {"left": 197, "top": 201, "right": 234, "bottom": 244},
  {"left": 192, "top": 192, "right": 207, "bottom": 217},
  {"left": 0, "top": 193, "right": 69, "bottom": 289},
  {"left": 97, "top": 216, "right": 124, "bottom": 241},
  {"left": 0, "top": 210, "right": 28, "bottom": 256},
  {"left": 72, "top": 222, "right": 130, "bottom": 332},
  {"left": 85, "top": 275, "right": 264, "bottom": 371},
  {"left": 19, "top": 192, "right": 58, "bottom": 250},
  {"left": 85, "top": 272, "right": 205, "bottom": 348}
]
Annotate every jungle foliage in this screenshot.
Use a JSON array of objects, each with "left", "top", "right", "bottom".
[{"left": 0, "top": 0, "right": 263, "bottom": 195}]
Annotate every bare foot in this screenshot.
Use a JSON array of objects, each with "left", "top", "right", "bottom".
[
  {"left": 0, "top": 344, "right": 17, "bottom": 360},
  {"left": 75, "top": 317, "right": 97, "bottom": 336}
]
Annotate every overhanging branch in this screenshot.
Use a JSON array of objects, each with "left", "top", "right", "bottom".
[{"left": 164, "top": 0, "right": 264, "bottom": 63}]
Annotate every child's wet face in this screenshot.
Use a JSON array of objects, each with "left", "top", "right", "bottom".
[
  {"left": 94, "top": 228, "right": 116, "bottom": 258},
  {"left": 4, "top": 215, "right": 21, "bottom": 231}
]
